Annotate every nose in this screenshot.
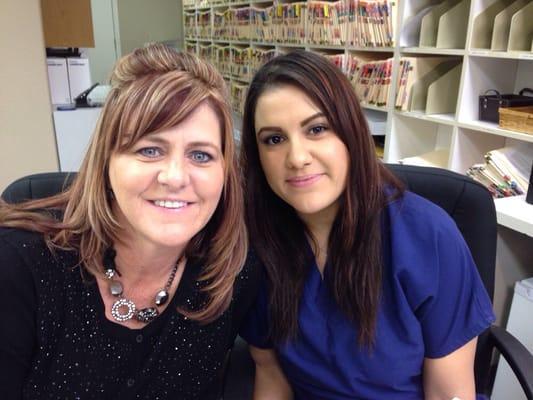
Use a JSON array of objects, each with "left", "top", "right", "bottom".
[
  {"left": 286, "top": 138, "right": 312, "bottom": 169},
  {"left": 157, "top": 157, "right": 190, "bottom": 189}
]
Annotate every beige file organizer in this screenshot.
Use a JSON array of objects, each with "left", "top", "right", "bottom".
[
  {"left": 435, "top": 0, "right": 470, "bottom": 48},
  {"left": 491, "top": 0, "right": 530, "bottom": 51},
  {"left": 508, "top": 1, "right": 533, "bottom": 51},
  {"left": 396, "top": 56, "right": 447, "bottom": 111},
  {"left": 471, "top": 0, "right": 515, "bottom": 49},
  {"left": 426, "top": 62, "right": 462, "bottom": 114},
  {"left": 419, "top": 0, "right": 460, "bottom": 47},
  {"left": 408, "top": 59, "right": 461, "bottom": 112}
]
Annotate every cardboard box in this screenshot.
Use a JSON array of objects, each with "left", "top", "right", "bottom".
[{"left": 499, "top": 106, "right": 533, "bottom": 135}]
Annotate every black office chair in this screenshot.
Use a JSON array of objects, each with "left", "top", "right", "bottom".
[{"left": 2, "top": 166, "right": 533, "bottom": 399}]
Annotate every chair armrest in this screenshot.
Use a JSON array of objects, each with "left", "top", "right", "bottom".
[{"left": 488, "top": 325, "right": 533, "bottom": 399}]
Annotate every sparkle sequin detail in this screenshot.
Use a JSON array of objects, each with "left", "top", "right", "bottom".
[{"left": 1, "top": 229, "right": 257, "bottom": 400}]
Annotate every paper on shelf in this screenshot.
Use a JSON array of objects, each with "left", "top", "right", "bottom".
[
  {"left": 486, "top": 143, "right": 533, "bottom": 193},
  {"left": 399, "top": 148, "right": 449, "bottom": 167}
]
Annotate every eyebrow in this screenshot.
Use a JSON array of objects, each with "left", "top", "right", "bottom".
[
  {"left": 136, "top": 134, "right": 220, "bottom": 150},
  {"left": 256, "top": 112, "right": 325, "bottom": 136}
]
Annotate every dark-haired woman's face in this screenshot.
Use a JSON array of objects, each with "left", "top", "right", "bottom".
[{"left": 254, "top": 85, "right": 349, "bottom": 224}]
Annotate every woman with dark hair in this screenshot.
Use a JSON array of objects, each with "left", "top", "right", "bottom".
[
  {"left": 240, "top": 50, "right": 494, "bottom": 399},
  {"left": 0, "top": 43, "right": 260, "bottom": 399}
]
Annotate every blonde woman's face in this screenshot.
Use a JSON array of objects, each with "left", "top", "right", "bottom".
[{"left": 108, "top": 102, "right": 225, "bottom": 252}]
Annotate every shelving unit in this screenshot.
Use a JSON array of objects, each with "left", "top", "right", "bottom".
[{"left": 182, "top": 0, "right": 533, "bottom": 239}]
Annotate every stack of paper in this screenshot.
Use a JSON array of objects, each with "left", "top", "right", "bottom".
[
  {"left": 184, "top": 11, "right": 197, "bottom": 38},
  {"left": 185, "top": 41, "right": 197, "bottom": 55},
  {"left": 198, "top": 43, "right": 214, "bottom": 64},
  {"left": 273, "top": 3, "right": 307, "bottom": 44},
  {"left": 198, "top": 10, "right": 212, "bottom": 38},
  {"left": 228, "top": 7, "right": 251, "bottom": 40},
  {"left": 214, "top": 44, "right": 231, "bottom": 77},
  {"left": 307, "top": 1, "right": 346, "bottom": 45},
  {"left": 250, "top": 48, "right": 277, "bottom": 76},
  {"left": 231, "top": 47, "right": 252, "bottom": 81},
  {"left": 467, "top": 143, "right": 533, "bottom": 198},
  {"left": 346, "top": 0, "right": 396, "bottom": 47},
  {"left": 324, "top": 53, "right": 348, "bottom": 72},
  {"left": 231, "top": 81, "right": 248, "bottom": 114},
  {"left": 213, "top": 10, "right": 229, "bottom": 39},
  {"left": 349, "top": 56, "right": 393, "bottom": 107},
  {"left": 399, "top": 149, "right": 449, "bottom": 168},
  {"left": 251, "top": 5, "right": 275, "bottom": 42}
]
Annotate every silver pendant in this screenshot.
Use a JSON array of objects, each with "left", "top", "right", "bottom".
[
  {"left": 136, "top": 307, "right": 159, "bottom": 323},
  {"left": 154, "top": 289, "right": 169, "bottom": 306},
  {"left": 110, "top": 280, "right": 123, "bottom": 296},
  {"left": 111, "top": 298, "right": 136, "bottom": 322}
]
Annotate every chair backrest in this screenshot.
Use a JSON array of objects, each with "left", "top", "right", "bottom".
[
  {"left": 1, "top": 172, "right": 76, "bottom": 204},
  {"left": 386, "top": 164, "right": 497, "bottom": 394},
  {"left": 386, "top": 164, "right": 497, "bottom": 300},
  {"left": 1, "top": 166, "right": 498, "bottom": 396}
]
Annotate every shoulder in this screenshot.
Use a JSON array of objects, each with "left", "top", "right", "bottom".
[
  {"left": 0, "top": 227, "right": 77, "bottom": 283},
  {"left": 382, "top": 190, "right": 473, "bottom": 285},
  {"left": 0, "top": 228, "right": 44, "bottom": 294},
  {"left": 0, "top": 227, "right": 48, "bottom": 264},
  {"left": 385, "top": 190, "right": 459, "bottom": 240},
  {"left": 231, "top": 248, "right": 265, "bottom": 320},
  {"left": 235, "top": 248, "right": 264, "bottom": 293}
]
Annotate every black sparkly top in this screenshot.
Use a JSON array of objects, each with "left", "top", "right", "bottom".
[{"left": 0, "top": 228, "right": 261, "bottom": 400}]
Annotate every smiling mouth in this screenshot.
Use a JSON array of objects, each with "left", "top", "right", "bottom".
[
  {"left": 152, "top": 200, "right": 189, "bottom": 209},
  {"left": 286, "top": 174, "right": 323, "bottom": 187}
]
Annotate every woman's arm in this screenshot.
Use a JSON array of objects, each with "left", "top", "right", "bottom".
[
  {"left": 250, "top": 346, "right": 293, "bottom": 400},
  {"left": 0, "top": 235, "right": 37, "bottom": 399},
  {"left": 423, "top": 337, "right": 478, "bottom": 400}
]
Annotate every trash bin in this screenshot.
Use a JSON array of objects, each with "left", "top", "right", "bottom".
[{"left": 492, "top": 277, "right": 533, "bottom": 400}]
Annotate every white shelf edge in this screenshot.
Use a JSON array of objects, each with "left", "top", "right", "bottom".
[
  {"left": 468, "top": 49, "right": 533, "bottom": 60},
  {"left": 401, "top": 47, "right": 465, "bottom": 56},
  {"left": 495, "top": 196, "right": 533, "bottom": 237},
  {"left": 347, "top": 46, "right": 395, "bottom": 53},
  {"left": 362, "top": 103, "right": 389, "bottom": 113},
  {"left": 457, "top": 120, "right": 533, "bottom": 143},
  {"left": 394, "top": 110, "right": 456, "bottom": 125}
]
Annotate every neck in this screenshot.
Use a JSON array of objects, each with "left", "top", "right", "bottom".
[
  {"left": 299, "top": 208, "right": 336, "bottom": 273},
  {"left": 111, "top": 240, "right": 185, "bottom": 286}
]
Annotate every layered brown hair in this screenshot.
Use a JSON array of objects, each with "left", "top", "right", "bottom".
[
  {"left": 240, "top": 50, "right": 403, "bottom": 345},
  {"left": 0, "top": 43, "right": 247, "bottom": 323}
]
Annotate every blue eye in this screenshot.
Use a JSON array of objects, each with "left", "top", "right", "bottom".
[
  {"left": 264, "top": 135, "right": 284, "bottom": 145},
  {"left": 138, "top": 147, "right": 161, "bottom": 158},
  {"left": 309, "top": 125, "right": 328, "bottom": 135},
  {"left": 190, "top": 151, "right": 212, "bottom": 163}
]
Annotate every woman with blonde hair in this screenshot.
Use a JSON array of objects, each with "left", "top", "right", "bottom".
[{"left": 0, "top": 43, "right": 259, "bottom": 399}]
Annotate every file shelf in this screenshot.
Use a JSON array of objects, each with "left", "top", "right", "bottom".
[{"left": 182, "top": 0, "right": 533, "bottom": 239}]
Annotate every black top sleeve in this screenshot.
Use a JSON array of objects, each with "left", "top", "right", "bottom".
[
  {"left": 0, "top": 234, "right": 37, "bottom": 399},
  {"left": 231, "top": 250, "right": 263, "bottom": 337}
]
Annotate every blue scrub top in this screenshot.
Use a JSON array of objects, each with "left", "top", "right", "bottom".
[{"left": 241, "top": 191, "right": 495, "bottom": 399}]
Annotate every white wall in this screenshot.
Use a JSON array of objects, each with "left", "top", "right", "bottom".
[
  {"left": 0, "top": 0, "right": 59, "bottom": 192},
  {"left": 86, "top": 0, "right": 119, "bottom": 84},
  {"left": 116, "top": 0, "right": 182, "bottom": 55}
]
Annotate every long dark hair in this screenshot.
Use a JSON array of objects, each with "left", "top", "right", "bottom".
[{"left": 240, "top": 50, "right": 403, "bottom": 346}]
